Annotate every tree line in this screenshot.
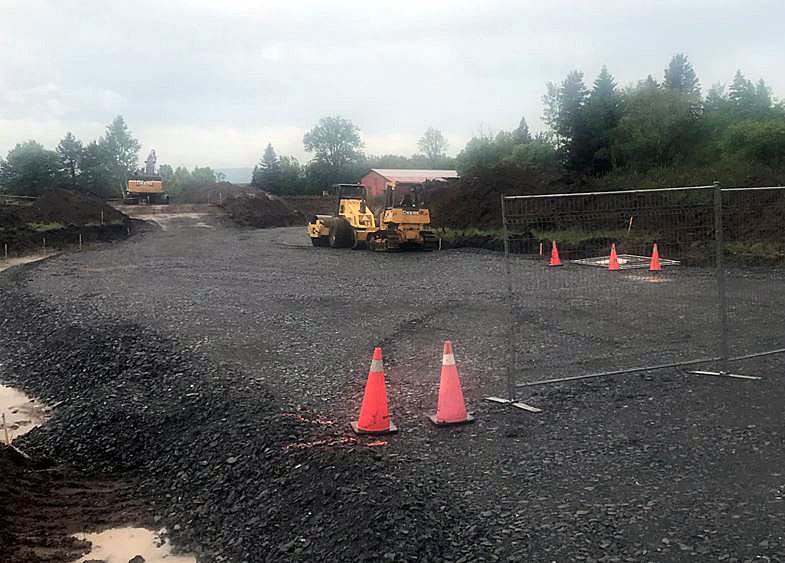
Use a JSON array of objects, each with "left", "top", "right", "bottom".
[
  {"left": 3, "top": 53, "right": 783, "bottom": 199},
  {"left": 456, "top": 54, "right": 785, "bottom": 185},
  {"left": 250, "top": 118, "right": 453, "bottom": 195},
  {"left": 0, "top": 116, "right": 224, "bottom": 198}
]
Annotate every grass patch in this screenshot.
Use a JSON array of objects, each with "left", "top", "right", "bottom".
[
  {"left": 434, "top": 227, "right": 504, "bottom": 241},
  {"left": 532, "top": 228, "right": 658, "bottom": 245},
  {"left": 27, "top": 222, "right": 65, "bottom": 232},
  {"left": 83, "top": 219, "right": 126, "bottom": 227},
  {"left": 726, "top": 241, "right": 785, "bottom": 259}
]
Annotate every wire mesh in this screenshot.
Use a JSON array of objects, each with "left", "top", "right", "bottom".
[
  {"left": 721, "top": 187, "right": 785, "bottom": 360},
  {"left": 502, "top": 185, "right": 722, "bottom": 389}
]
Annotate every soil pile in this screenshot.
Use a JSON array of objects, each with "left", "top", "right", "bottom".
[
  {"left": 0, "top": 444, "right": 145, "bottom": 563},
  {"left": 23, "top": 189, "right": 127, "bottom": 226},
  {"left": 0, "top": 189, "right": 132, "bottom": 255},
  {"left": 222, "top": 191, "right": 305, "bottom": 228},
  {"left": 425, "top": 163, "right": 581, "bottom": 230},
  {"left": 281, "top": 195, "right": 337, "bottom": 219}
]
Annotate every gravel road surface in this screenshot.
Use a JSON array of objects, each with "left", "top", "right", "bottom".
[{"left": 1, "top": 213, "right": 784, "bottom": 561}]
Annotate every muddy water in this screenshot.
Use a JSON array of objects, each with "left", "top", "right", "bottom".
[
  {"left": 0, "top": 251, "right": 60, "bottom": 273},
  {"left": 0, "top": 384, "right": 48, "bottom": 442},
  {"left": 75, "top": 527, "right": 196, "bottom": 563}
]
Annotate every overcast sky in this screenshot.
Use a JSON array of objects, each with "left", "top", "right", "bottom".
[{"left": 1, "top": 0, "right": 783, "bottom": 169}]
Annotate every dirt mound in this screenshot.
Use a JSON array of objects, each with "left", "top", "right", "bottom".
[
  {"left": 0, "top": 444, "right": 146, "bottom": 563},
  {"left": 281, "top": 195, "right": 337, "bottom": 219},
  {"left": 222, "top": 190, "right": 305, "bottom": 228},
  {"left": 23, "top": 189, "right": 128, "bottom": 226},
  {"left": 426, "top": 163, "right": 582, "bottom": 230}
]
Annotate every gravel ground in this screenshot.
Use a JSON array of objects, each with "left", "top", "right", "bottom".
[{"left": 1, "top": 215, "right": 785, "bottom": 561}]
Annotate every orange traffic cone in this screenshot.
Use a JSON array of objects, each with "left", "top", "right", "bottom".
[
  {"left": 608, "top": 243, "right": 619, "bottom": 271},
  {"left": 549, "top": 241, "right": 562, "bottom": 267},
  {"left": 428, "top": 341, "right": 474, "bottom": 425},
  {"left": 351, "top": 347, "right": 397, "bottom": 434},
  {"left": 649, "top": 243, "right": 661, "bottom": 271}
]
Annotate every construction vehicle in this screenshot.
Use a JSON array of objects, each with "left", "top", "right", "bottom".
[
  {"left": 307, "top": 182, "right": 437, "bottom": 251},
  {"left": 123, "top": 149, "right": 169, "bottom": 204},
  {"left": 366, "top": 182, "right": 437, "bottom": 251},
  {"left": 307, "top": 184, "right": 377, "bottom": 248}
]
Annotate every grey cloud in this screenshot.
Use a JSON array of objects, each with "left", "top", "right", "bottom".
[{"left": 1, "top": 0, "right": 784, "bottom": 167}]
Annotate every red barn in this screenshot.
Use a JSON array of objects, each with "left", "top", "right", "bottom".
[{"left": 359, "top": 169, "right": 459, "bottom": 202}]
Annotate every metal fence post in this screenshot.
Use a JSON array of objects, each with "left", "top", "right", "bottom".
[
  {"left": 714, "top": 181, "right": 729, "bottom": 372},
  {"left": 501, "top": 194, "right": 515, "bottom": 402}
]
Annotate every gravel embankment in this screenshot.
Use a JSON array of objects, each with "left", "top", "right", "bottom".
[{"left": 1, "top": 217, "right": 785, "bottom": 561}]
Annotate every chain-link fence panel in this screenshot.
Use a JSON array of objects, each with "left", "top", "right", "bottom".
[{"left": 501, "top": 185, "right": 726, "bottom": 394}]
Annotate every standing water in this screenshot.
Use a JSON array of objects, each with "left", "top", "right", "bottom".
[
  {"left": 75, "top": 527, "right": 196, "bottom": 563},
  {"left": 0, "top": 384, "right": 48, "bottom": 443}
]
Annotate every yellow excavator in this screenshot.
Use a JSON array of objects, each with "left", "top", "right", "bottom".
[
  {"left": 307, "top": 182, "right": 436, "bottom": 251},
  {"left": 307, "top": 184, "right": 377, "bottom": 248},
  {"left": 367, "top": 182, "right": 437, "bottom": 251},
  {"left": 123, "top": 149, "right": 169, "bottom": 204}
]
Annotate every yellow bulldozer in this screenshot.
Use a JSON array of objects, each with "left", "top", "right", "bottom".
[
  {"left": 306, "top": 182, "right": 436, "bottom": 251},
  {"left": 367, "top": 182, "right": 437, "bottom": 251}
]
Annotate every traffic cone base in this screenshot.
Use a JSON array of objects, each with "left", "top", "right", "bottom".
[
  {"left": 428, "top": 413, "right": 474, "bottom": 426},
  {"left": 351, "top": 347, "right": 397, "bottom": 435},
  {"left": 350, "top": 420, "right": 398, "bottom": 434},
  {"left": 428, "top": 341, "right": 474, "bottom": 426}
]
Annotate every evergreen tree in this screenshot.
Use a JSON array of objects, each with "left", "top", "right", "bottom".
[
  {"left": 512, "top": 116, "right": 532, "bottom": 144},
  {"left": 550, "top": 70, "right": 590, "bottom": 170},
  {"left": 254, "top": 143, "right": 282, "bottom": 192},
  {"left": 583, "top": 66, "right": 621, "bottom": 174},
  {"left": 664, "top": 53, "right": 701, "bottom": 99},
  {"left": 640, "top": 75, "right": 659, "bottom": 90},
  {"left": 754, "top": 79, "right": 773, "bottom": 114},
  {"left": 728, "top": 70, "right": 756, "bottom": 114},
  {"left": 705, "top": 83, "right": 728, "bottom": 112},
  {"left": 56, "top": 132, "right": 83, "bottom": 188},
  {"left": 78, "top": 141, "right": 113, "bottom": 197},
  {"left": 99, "top": 115, "right": 141, "bottom": 196}
]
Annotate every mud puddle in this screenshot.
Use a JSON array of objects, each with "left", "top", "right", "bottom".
[
  {"left": 75, "top": 527, "right": 196, "bottom": 563},
  {"left": 0, "top": 383, "right": 49, "bottom": 443},
  {"left": 0, "top": 251, "right": 60, "bottom": 273}
]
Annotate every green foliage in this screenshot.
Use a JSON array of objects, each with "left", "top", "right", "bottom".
[
  {"left": 57, "top": 132, "right": 83, "bottom": 188},
  {"left": 610, "top": 85, "right": 699, "bottom": 171},
  {"left": 513, "top": 116, "right": 532, "bottom": 144},
  {"left": 303, "top": 116, "right": 364, "bottom": 183},
  {"left": 0, "top": 141, "right": 63, "bottom": 196},
  {"left": 417, "top": 128, "right": 449, "bottom": 166},
  {"left": 506, "top": 141, "right": 557, "bottom": 166},
  {"left": 457, "top": 132, "right": 556, "bottom": 176},
  {"left": 99, "top": 116, "right": 141, "bottom": 196},
  {"left": 723, "top": 119, "right": 785, "bottom": 165},
  {"left": 664, "top": 53, "right": 701, "bottom": 100},
  {"left": 251, "top": 143, "right": 282, "bottom": 191},
  {"left": 78, "top": 141, "right": 114, "bottom": 197}
]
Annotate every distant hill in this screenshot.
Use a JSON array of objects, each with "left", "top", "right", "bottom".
[{"left": 215, "top": 167, "right": 253, "bottom": 185}]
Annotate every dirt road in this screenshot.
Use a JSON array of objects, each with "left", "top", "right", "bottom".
[{"left": 1, "top": 212, "right": 784, "bottom": 561}]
